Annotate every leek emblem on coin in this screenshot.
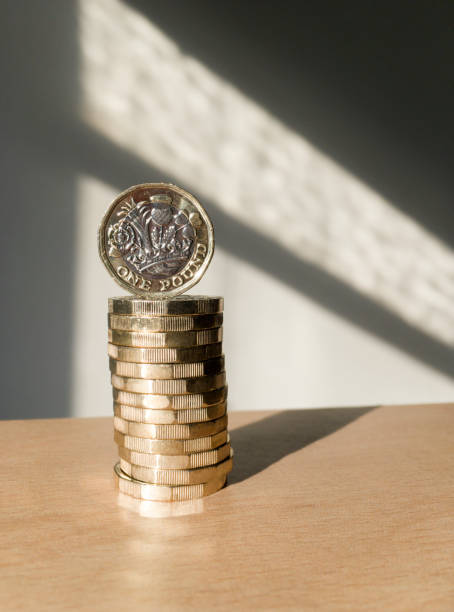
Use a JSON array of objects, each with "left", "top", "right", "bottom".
[{"left": 99, "top": 183, "right": 214, "bottom": 296}]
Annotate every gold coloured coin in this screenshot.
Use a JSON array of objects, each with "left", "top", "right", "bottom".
[
  {"left": 114, "top": 402, "right": 226, "bottom": 424},
  {"left": 108, "top": 312, "right": 223, "bottom": 332},
  {"left": 108, "top": 355, "right": 225, "bottom": 379},
  {"left": 119, "top": 452, "right": 233, "bottom": 486},
  {"left": 111, "top": 372, "right": 226, "bottom": 394},
  {"left": 108, "top": 327, "right": 222, "bottom": 348},
  {"left": 114, "top": 429, "right": 228, "bottom": 454},
  {"left": 109, "top": 295, "right": 223, "bottom": 316},
  {"left": 118, "top": 442, "right": 231, "bottom": 469},
  {"left": 99, "top": 184, "right": 214, "bottom": 297},
  {"left": 107, "top": 341, "right": 223, "bottom": 364},
  {"left": 113, "top": 386, "right": 228, "bottom": 409},
  {"left": 113, "top": 414, "right": 227, "bottom": 439},
  {"left": 114, "top": 463, "right": 226, "bottom": 501}
]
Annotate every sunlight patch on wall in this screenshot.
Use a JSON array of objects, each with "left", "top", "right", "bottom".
[{"left": 78, "top": 0, "right": 454, "bottom": 346}]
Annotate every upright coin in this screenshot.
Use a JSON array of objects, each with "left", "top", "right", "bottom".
[{"left": 99, "top": 184, "right": 214, "bottom": 297}]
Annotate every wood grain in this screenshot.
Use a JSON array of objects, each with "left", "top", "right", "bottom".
[{"left": 1, "top": 404, "right": 453, "bottom": 611}]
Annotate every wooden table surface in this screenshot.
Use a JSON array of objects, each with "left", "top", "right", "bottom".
[{"left": 1, "top": 404, "right": 453, "bottom": 611}]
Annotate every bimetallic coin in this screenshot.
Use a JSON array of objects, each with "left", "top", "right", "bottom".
[
  {"left": 99, "top": 184, "right": 214, "bottom": 297},
  {"left": 114, "top": 402, "right": 226, "bottom": 425},
  {"left": 118, "top": 442, "right": 231, "bottom": 469},
  {"left": 107, "top": 342, "right": 223, "bottom": 364},
  {"left": 109, "top": 295, "right": 223, "bottom": 316},
  {"left": 111, "top": 372, "right": 226, "bottom": 395},
  {"left": 114, "top": 429, "right": 228, "bottom": 454},
  {"left": 108, "top": 313, "right": 223, "bottom": 332},
  {"left": 114, "top": 463, "right": 226, "bottom": 501},
  {"left": 119, "top": 452, "right": 233, "bottom": 486},
  {"left": 108, "top": 355, "right": 225, "bottom": 379},
  {"left": 108, "top": 327, "right": 222, "bottom": 348},
  {"left": 113, "top": 386, "right": 228, "bottom": 410},
  {"left": 113, "top": 414, "right": 227, "bottom": 439}
]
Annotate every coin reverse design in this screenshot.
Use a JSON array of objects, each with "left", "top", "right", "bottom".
[{"left": 99, "top": 183, "right": 214, "bottom": 297}]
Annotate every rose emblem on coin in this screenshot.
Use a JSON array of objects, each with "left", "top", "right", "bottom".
[{"left": 99, "top": 184, "right": 214, "bottom": 296}]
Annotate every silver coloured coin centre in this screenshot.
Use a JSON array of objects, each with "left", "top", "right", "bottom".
[{"left": 108, "top": 194, "right": 196, "bottom": 280}]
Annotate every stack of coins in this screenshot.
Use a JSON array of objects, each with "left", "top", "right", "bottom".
[
  {"left": 108, "top": 295, "right": 232, "bottom": 502},
  {"left": 98, "top": 182, "right": 230, "bottom": 504}
]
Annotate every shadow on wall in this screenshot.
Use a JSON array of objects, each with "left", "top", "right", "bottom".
[
  {"left": 73, "top": 126, "right": 454, "bottom": 379},
  {"left": 0, "top": 3, "right": 78, "bottom": 419},
  {"left": 229, "top": 406, "right": 376, "bottom": 484}
]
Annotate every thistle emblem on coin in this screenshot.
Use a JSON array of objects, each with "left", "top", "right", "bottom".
[{"left": 99, "top": 184, "right": 214, "bottom": 296}]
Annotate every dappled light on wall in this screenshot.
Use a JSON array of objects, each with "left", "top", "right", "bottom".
[{"left": 79, "top": 0, "right": 454, "bottom": 347}]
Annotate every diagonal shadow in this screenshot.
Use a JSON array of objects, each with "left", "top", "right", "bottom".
[
  {"left": 64, "top": 124, "right": 454, "bottom": 379},
  {"left": 13, "top": 118, "right": 454, "bottom": 381},
  {"left": 229, "top": 406, "right": 375, "bottom": 484},
  {"left": 129, "top": 0, "right": 454, "bottom": 251}
]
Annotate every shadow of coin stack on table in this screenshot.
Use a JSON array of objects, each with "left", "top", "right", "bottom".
[{"left": 108, "top": 295, "right": 232, "bottom": 502}]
